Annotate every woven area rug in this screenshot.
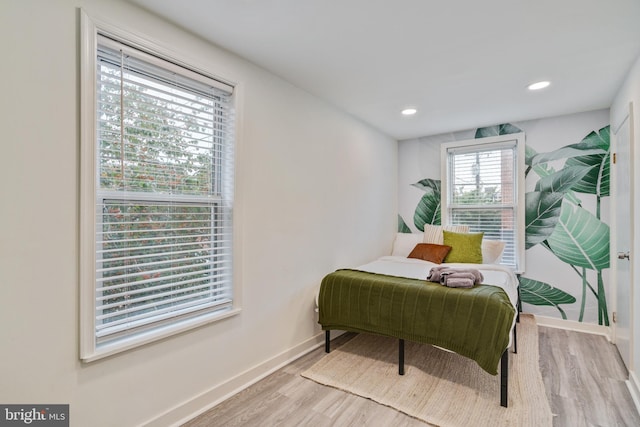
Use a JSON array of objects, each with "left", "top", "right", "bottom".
[{"left": 302, "top": 314, "right": 552, "bottom": 427}]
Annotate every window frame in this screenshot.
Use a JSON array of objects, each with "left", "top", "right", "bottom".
[
  {"left": 440, "top": 133, "right": 526, "bottom": 273},
  {"left": 80, "top": 11, "right": 241, "bottom": 362}
]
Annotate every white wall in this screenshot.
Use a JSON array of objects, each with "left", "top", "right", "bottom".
[
  {"left": 0, "top": 1, "right": 397, "bottom": 425},
  {"left": 611, "top": 53, "right": 640, "bottom": 404}
]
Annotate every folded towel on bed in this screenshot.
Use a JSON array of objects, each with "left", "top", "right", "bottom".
[
  {"left": 441, "top": 272, "right": 475, "bottom": 288},
  {"left": 426, "top": 265, "right": 448, "bottom": 282},
  {"left": 427, "top": 266, "right": 481, "bottom": 282},
  {"left": 443, "top": 277, "right": 475, "bottom": 288},
  {"left": 427, "top": 266, "right": 484, "bottom": 288},
  {"left": 442, "top": 271, "right": 476, "bottom": 280}
]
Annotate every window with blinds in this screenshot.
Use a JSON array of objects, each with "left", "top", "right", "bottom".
[
  {"left": 85, "top": 33, "right": 236, "bottom": 353},
  {"left": 441, "top": 134, "right": 525, "bottom": 272}
]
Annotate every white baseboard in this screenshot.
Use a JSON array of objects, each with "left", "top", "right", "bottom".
[
  {"left": 628, "top": 371, "right": 640, "bottom": 415},
  {"left": 533, "top": 314, "right": 612, "bottom": 341},
  {"left": 142, "top": 331, "right": 337, "bottom": 427}
]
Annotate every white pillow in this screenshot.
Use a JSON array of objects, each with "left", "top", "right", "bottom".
[
  {"left": 482, "top": 239, "right": 506, "bottom": 264},
  {"left": 423, "top": 224, "right": 470, "bottom": 245},
  {"left": 391, "top": 233, "right": 423, "bottom": 257}
]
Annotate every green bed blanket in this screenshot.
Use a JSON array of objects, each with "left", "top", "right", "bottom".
[{"left": 318, "top": 269, "right": 515, "bottom": 375}]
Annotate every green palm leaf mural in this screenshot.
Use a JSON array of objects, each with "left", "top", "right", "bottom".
[
  {"left": 566, "top": 153, "right": 610, "bottom": 197},
  {"left": 526, "top": 145, "right": 582, "bottom": 205},
  {"left": 398, "top": 214, "right": 411, "bottom": 233},
  {"left": 534, "top": 165, "right": 593, "bottom": 194},
  {"left": 580, "top": 125, "right": 610, "bottom": 150},
  {"left": 474, "top": 123, "right": 522, "bottom": 138},
  {"left": 525, "top": 191, "right": 564, "bottom": 249},
  {"left": 413, "top": 191, "right": 441, "bottom": 230},
  {"left": 519, "top": 277, "right": 576, "bottom": 319},
  {"left": 404, "top": 123, "right": 611, "bottom": 324},
  {"left": 564, "top": 126, "right": 611, "bottom": 198},
  {"left": 529, "top": 135, "right": 607, "bottom": 166},
  {"left": 412, "top": 178, "right": 441, "bottom": 193},
  {"left": 523, "top": 126, "right": 610, "bottom": 325},
  {"left": 546, "top": 201, "right": 610, "bottom": 271},
  {"left": 412, "top": 179, "right": 442, "bottom": 231}
]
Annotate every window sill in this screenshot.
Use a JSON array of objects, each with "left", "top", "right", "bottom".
[{"left": 81, "top": 307, "right": 241, "bottom": 363}]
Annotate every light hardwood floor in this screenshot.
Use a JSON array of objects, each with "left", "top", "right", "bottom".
[
  {"left": 184, "top": 326, "right": 640, "bottom": 427},
  {"left": 538, "top": 327, "right": 640, "bottom": 426}
]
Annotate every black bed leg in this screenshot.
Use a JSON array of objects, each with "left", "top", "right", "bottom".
[
  {"left": 500, "top": 350, "right": 508, "bottom": 408},
  {"left": 399, "top": 339, "right": 405, "bottom": 375},
  {"left": 325, "top": 330, "right": 330, "bottom": 353},
  {"left": 517, "top": 279, "right": 521, "bottom": 323},
  {"left": 513, "top": 322, "right": 518, "bottom": 354}
]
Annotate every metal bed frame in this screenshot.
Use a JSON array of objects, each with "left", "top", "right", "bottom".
[{"left": 324, "top": 286, "right": 521, "bottom": 408}]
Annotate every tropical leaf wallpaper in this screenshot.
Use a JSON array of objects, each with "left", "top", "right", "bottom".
[{"left": 397, "top": 110, "right": 611, "bottom": 324}]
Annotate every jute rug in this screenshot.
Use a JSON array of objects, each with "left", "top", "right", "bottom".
[{"left": 302, "top": 314, "right": 552, "bottom": 427}]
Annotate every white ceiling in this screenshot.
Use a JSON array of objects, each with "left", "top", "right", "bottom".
[{"left": 130, "top": 0, "right": 640, "bottom": 140}]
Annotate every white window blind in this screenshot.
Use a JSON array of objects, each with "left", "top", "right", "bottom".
[
  {"left": 442, "top": 134, "right": 525, "bottom": 272},
  {"left": 93, "top": 35, "right": 235, "bottom": 346}
]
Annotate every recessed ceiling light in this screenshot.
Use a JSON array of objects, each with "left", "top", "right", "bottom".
[
  {"left": 401, "top": 108, "right": 417, "bottom": 116},
  {"left": 527, "top": 81, "right": 550, "bottom": 91}
]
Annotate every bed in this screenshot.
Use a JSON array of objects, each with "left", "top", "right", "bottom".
[{"left": 317, "top": 230, "right": 519, "bottom": 407}]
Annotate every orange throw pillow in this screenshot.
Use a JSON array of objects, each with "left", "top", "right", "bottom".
[{"left": 407, "top": 243, "right": 452, "bottom": 264}]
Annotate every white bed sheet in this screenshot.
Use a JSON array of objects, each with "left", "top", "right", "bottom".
[{"left": 353, "top": 256, "right": 519, "bottom": 310}]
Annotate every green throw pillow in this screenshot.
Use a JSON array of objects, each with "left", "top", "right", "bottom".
[{"left": 442, "top": 231, "right": 484, "bottom": 263}]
